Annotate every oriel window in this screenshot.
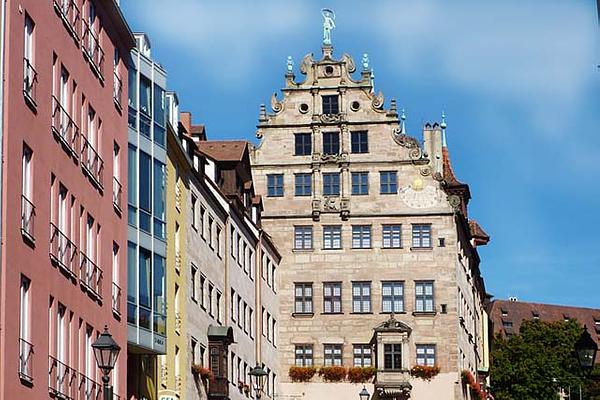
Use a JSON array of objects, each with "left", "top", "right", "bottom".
[{"left": 384, "top": 344, "right": 402, "bottom": 370}]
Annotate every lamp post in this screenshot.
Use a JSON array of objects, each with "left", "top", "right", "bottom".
[
  {"left": 359, "top": 386, "right": 370, "bottom": 400},
  {"left": 92, "top": 325, "right": 121, "bottom": 400},
  {"left": 575, "top": 325, "right": 598, "bottom": 375},
  {"left": 248, "top": 363, "right": 268, "bottom": 399}
]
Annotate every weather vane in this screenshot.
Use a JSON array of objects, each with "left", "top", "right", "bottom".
[{"left": 321, "top": 8, "right": 336, "bottom": 45}]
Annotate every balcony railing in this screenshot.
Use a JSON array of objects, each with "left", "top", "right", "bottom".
[
  {"left": 81, "top": 134, "right": 104, "bottom": 188},
  {"left": 113, "top": 177, "right": 122, "bottom": 212},
  {"left": 23, "top": 57, "right": 38, "bottom": 105},
  {"left": 113, "top": 72, "right": 122, "bottom": 108},
  {"left": 53, "top": 0, "right": 80, "bottom": 40},
  {"left": 19, "top": 338, "right": 34, "bottom": 382},
  {"left": 21, "top": 195, "right": 35, "bottom": 241},
  {"left": 80, "top": 252, "right": 103, "bottom": 299},
  {"left": 50, "top": 222, "right": 78, "bottom": 277},
  {"left": 82, "top": 21, "right": 104, "bottom": 78},
  {"left": 51, "top": 95, "right": 79, "bottom": 158},
  {"left": 49, "top": 356, "right": 76, "bottom": 400},
  {"left": 112, "top": 282, "right": 121, "bottom": 316},
  {"left": 79, "top": 373, "right": 102, "bottom": 400}
]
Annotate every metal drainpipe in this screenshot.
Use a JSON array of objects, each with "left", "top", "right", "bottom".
[{"left": 0, "top": 2, "right": 7, "bottom": 399}]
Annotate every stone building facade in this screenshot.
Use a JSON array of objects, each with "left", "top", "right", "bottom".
[{"left": 251, "top": 45, "right": 490, "bottom": 400}]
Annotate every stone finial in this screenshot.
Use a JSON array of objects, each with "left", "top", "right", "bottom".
[
  {"left": 441, "top": 111, "right": 447, "bottom": 147},
  {"left": 362, "top": 53, "right": 369, "bottom": 70},
  {"left": 259, "top": 104, "right": 267, "bottom": 122},
  {"left": 390, "top": 98, "right": 397, "bottom": 113},
  {"left": 286, "top": 56, "right": 294, "bottom": 73}
]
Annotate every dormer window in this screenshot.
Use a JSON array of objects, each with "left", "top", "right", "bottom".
[{"left": 322, "top": 95, "right": 339, "bottom": 115}]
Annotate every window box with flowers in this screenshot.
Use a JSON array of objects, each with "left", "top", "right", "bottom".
[
  {"left": 191, "top": 364, "right": 213, "bottom": 382},
  {"left": 288, "top": 366, "right": 317, "bottom": 382},
  {"left": 347, "top": 367, "right": 377, "bottom": 383},
  {"left": 461, "top": 370, "right": 486, "bottom": 400},
  {"left": 318, "top": 366, "right": 348, "bottom": 382},
  {"left": 410, "top": 365, "right": 440, "bottom": 381}
]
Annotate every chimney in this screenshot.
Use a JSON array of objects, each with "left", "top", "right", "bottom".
[
  {"left": 180, "top": 111, "right": 192, "bottom": 134},
  {"left": 423, "top": 123, "right": 443, "bottom": 176}
]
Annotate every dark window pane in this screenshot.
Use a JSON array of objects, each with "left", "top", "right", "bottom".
[
  {"left": 352, "top": 172, "right": 369, "bottom": 195},
  {"left": 351, "top": 131, "right": 368, "bottom": 153},
  {"left": 295, "top": 174, "right": 312, "bottom": 196},
  {"left": 323, "top": 132, "right": 340, "bottom": 155},
  {"left": 295, "top": 133, "right": 312, "bottom": 156},
  {"left": 267, "top": 174, "right": 284, "bottom": 197},
  {"left": 322, "top": 95, "right": 339, "bottom": 114},
  {"left": 323, "top": 173, "right": 340, "bottom": 196},
  {"left": 380, "top": 171, "right": 397, "bottom": 194}
]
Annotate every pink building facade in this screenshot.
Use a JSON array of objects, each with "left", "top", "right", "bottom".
[{"left": 0, "top": 2, "right": 134, "bottom": 400}]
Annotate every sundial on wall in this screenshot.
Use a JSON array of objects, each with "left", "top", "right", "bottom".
[{"left": 400, "top": 177, "right": 442, "bottom": 209}]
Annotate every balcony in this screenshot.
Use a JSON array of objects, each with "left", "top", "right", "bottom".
[
  {"left": 79, "top": 372, "right": 102, "bottom": 400},
  {"left": 53, "top": 0, "right": 80, "bottom": 40},
  {"left": 112, "top": 177, "right": 122, "bottom": 212},
  {"left": 21, "top": 195, "right": 35, "bottom": 243},
  {"left": 113, "top": 72, "right": 122, "bottom": 109},
  {"left": 81, "top": 134, "right": 104, "bottom": 189},
  {"left": 112, "top": 282, "right": 121, "bottom": 316},
  {"left": 23, "top": 58, "right": 38, "bottom": 107},
  {"left": 52, "top": 96, "right": 80, "bottom": 158},
  {"left": 82, "top": 21, "right": 104, "bottom": 79},
  {"left": 80, "top": 252, "right": 103, "bottom": 299},
  {"left": 48, "top": 356, "right": 76, "bottom": 400},
  {"left": 19, "top": 338, "right": 34, "bottom": 383},
  {"left": 50, "top": 223, "right": 78, "bottom": 278},
  {"left": 208, "top": 376, "right": 229, "bottom": 399}
]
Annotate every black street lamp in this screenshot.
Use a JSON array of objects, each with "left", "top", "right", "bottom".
[
  {"left": 92, "top": 325, "right": 121, "bottom": 400},
  {"left": 359, "top": 386, "right": 370, "bottom": 400},
  {"left": 575, "top": 325, "right": 598, "bottom": 374},
  {"left": 248, "top": 363, "right": 268, "bottom": 399}
]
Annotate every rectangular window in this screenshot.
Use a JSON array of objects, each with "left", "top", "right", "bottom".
[
  {"left": 232, "top": 289, "right": 237, "bottom": 322},
  {"left": 415, "top": 281, "right": 435, "bottom": 312},
  {"left": 416, "top": 344, "right": 436, "bottom": 366},
  {"left": 353, "top": 345, "right": 372, "bottom": 367},
  {"left": 19, "top": 275, "right": 32, "bottom": 381},
  {"left": 139, "top": 76, "right": 151, "bottom": 117},
  {"left": 323, "top": 282, "right": 342, "bottom": 314},
  {"left": 382, "top": 281, "right": 404, "bottom": 313},
  {"left": 294, "top": 173, "right": 312, "bottom": 196},
  {"left": 153, "top": 84, "right": 166, "bottom": 146},
  {"left": 294, "top": 283, "right": 313, "bottom": 314},
  {"left": 191, "top": 195, "right": 197, "bottom": 229},
  {"left": 199, "top": 274, "right": 206, "bottom": 309},
  {"left": 23, "top": 14, "right": 36, "bottom": 101},
  {"left": 294, "top": 226, "right": 313, "bottom": 250},
  {"left": 323, "top": 225, "right": 342, "bottom": 249},
  {"left": 352, "top": 282, "right": 371, "bottom": 313},
  {"left": 380, "top": 171, "right": 398, "bottom": 194},
  {"left": 352, "top": 225, "right": 371, "bottom": 249},
  {"left": 295, "top": 345, "right": 313, "bottom": 366},
  {"left": 216, "top": 291, "right": 222, "bottom": 324},
  {"left": 322, "top": 173, "right": 340, "bottom": 196},
  {"left": 208, "top": 283, "right": 214, "bottom": 317},
  {"left": 412, "top": 224, "right": 432, "bottom": 248},
  {"left": 322, "top": 95, "right": 339, "bottom": 115},
  {"left": 383, "top": 225, "right": 402, "bottom": 248},
  {"left": 324, "top": 344, "right": 342, "bottom": 366},
  {"left": 21, "top": 145, "right": 34, "bottom": 238},
  {"left": 351, "top": 172, "right": 368, "bottom": 195},
  {"left": 191, "top": 265, "right": 197, "bottom": 301},
  {"left": 351, "top": 131, "right": 368, "bottom": 153},
  {"left": 322, "top": 132, "right": 340, "bottom": 155},
  {"left": 138, "top": 151, "right": 152, "bottom": 232},
  {"left": 153, "top": 160, "right": 166, "bottom": 240},
  {"left": 294, "top": 133, "right": 312, "bottom": 156},
  {"left": 267, "top": 174, "right": 284, "bottom": 197},
  {"left": 384, "top": 344, "right": 402, "bottom": 370},
  {"left": 127, "top": 145, "right": 137, "bottom": 226}
]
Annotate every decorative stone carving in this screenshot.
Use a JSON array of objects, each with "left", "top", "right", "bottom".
[
  {"left": 371, "top": 91, "right": 384, "bottom": 110},
  {"left": 342, "top": 53, "right": 356, "bottom": 74},
  {"left": 448, "top": 194, "right": 461, "bottom": 210},
  {"left": 323, "top": 196, "right": 339, "bottom": 211},
  {"left": 320, "top": 113, "right": 342, "bottom": 123},
  {"left": 400, "top": 185, "right": 442, "bottom": 209},
  {"left": 340, "top": 197, "right": 350, "bottom": 220},
  {"left": 392, "top": 128, "right": 420, "bottom": 149},
  {"left": 419, "top": 166, "right": 431, "bottom": 176},
  {"left": 311, "top": 199, "right": 321, "bottom": 220},
  {"left": 270, "top": 92, "right": 283, "bottom": 113},
  {"left": 300, "top": 53, "right": 314, "bottom": 75}
]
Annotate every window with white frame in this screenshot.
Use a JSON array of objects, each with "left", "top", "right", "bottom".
[
  {"left": 353, "top": 344, "right": 372, "bottom": 367},
  {"left": 352, "top": 225, "right": 371, "bottom": 249},
  {"left": 294, "top": 226, "right": 313, "bottom": 250},
  {"left": 324, "top": 344, "right": 342, "bottom": 366},
  {"left": 323, "top": 225, "right": 341, "bottom": 249},
  {"left": 382, "top": 281, "right": 404, "bottom": 313},
  {"left": 382, "top": 225, "right": 402, "bottom": 248},
  {"left": 352, "top": 282, "right": 371, "bottom": 313},
  {"left": 415, "top": 281, "right": 434, "bottom": 312},
  {"left": 294, "top": 283, "right": 313, "bottom": 313},
  {"left": 416, "top": 344, "right": 436, "bottom": 366}
]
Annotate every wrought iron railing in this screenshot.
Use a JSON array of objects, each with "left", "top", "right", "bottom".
[
  {"left": 21, "top": 195, "right": 35, "bottom": 241},
  {"left": 81, "top": 134, "right": 104, "bottom": 188},
  {"left": 48, "top": 355, "right": 76, "bottom": 400},
  {"left": 113, "top": 72, "right": 122, "bottom": 107},
  {"left": 112, "top": 177, "right": 122, "bottom": 212},
  {"left": 80, "top": 252, "right": 103, "bottom": 299},
  {"left": 23, "top": 57, "right": 38, "bottom": 104},
  {"left": 51, "top": 95, "right": 79, "bottom": 157},
  {"left": 79, "top": 372, "right": 102, "bottom": 400},
  {"left": 82, "top": 21, "right": 104, "bottom": 78},
  {"left": 112, "top": 282, "right": 121, "bottom": 316},
  {"left": 50, "top": 222, "right": 78, "bottom": 277},
  {"left": 19, "top": 338, "right": 34, "bottom": 382},
  {"left": 53, "top": 0, "right": 80, "bottom": 39}
]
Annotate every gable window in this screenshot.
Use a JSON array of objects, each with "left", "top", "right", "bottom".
[
  {"left": 294, "top": 133, "right": 312, "bottom": 156},
  {"left": 294, "top": 226, "right": 313, "bottom": 250},
  {"left": 384, "top": 344, "right": 402, "bottom": 370},
  {"left": 412, "top": 224, "right": 432, "bottom": 248},
  {"left": 351, "top": 172, "right": 368, "bottom": 195},
  {"left": 416, "top": 344, "right": 436, "bottom": 366},
  {"left": 323, "top": 282, "right": 342, "bottom": 314},
  {"left": 382, "top": 225, "right": 401, "bottom": 248},
  {"left": 353, "top": 345, "right": 372, "bottom": 367},
  {"left": 415, "top": 281, "right": 434, "bottom": 312},
  {"left": 322, "top": 95, "right": 339, "bottom": 115},
  {"left": 295, "top": 345, "right": 313, "bottom": 366},
  {"left": 294, "top": 173, "right": 312, "bottom": 196},
  {"left": 294, "top": 283, "right": 313, "bottom": 314},
  {"left": 380, "top": 171, "right": 397, "bottom": 194},
  {"left": 324, "top": 344, "right": 342, "bottom": 366},
  {"left": 352, "top": 282, "right": 371, "bottom": 313},
  {"left": 382, "top": 281, "right": 404, "bottom": 313},
  {"left": 351, "top": 131, "right": 368, "bottom": 153},
  {"left": 322, "top": 173, "right": 340, "bottom": 196},
  {"left": 352, "top": 225, "right": 371, "bottom": 249},
  {"left": 267, "top": 174, "right": 284, "bottom": 197},
  {"left": 322, "top": 132, "right": 340, "bottom": 155},
  {"left": 323, "top": 226, "right": 342, "bottom": 249}
]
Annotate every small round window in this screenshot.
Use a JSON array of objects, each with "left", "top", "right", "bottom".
[
  {"left": 350, "top": 101, "right": 360, "bottom": 111},
  {"left": 299, "top": 103, "right": 309, "bottom": 114},
  {"left": 325, "top": 65, "right": 334, "bottom": 76}
]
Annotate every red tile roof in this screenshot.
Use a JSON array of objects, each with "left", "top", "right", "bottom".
[
  {"left": 469, "top": 220, "right": 490, "bottom": 245},
  {"left": 197, "top": 140, "right": 248, "bottom": 162}
]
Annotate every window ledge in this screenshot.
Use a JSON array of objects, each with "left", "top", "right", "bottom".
[
  {"left": 380, "top": 311, "right": 406, "bottom": 315},
  {"left": 381, "top": 247, "right": 403, "bottom": 250},
  {"left": 410, "top": 247, "right": 433, "bottom": 251},
  {"left": 351, "top": 247, "right": 372, "bottom": 250},
  {"left": 292, "top": 248, "right": 314, "bottom": 253},
  {"left": 321, "top": 312, "right": 344, "bottom": 315},
  {"left": 412, "top": 311, "right": 437, "bottom": 317},
  {"left": 292, "top": 312, "right": 314, "bottom": 318},
  {"left": 350, "top": 312, "right": 373, "bottom": 315},
  {"left": 322, "top": 248, "right": 343, "bottom": 251}
]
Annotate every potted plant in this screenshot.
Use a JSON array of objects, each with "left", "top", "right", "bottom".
[
  {"left": 410, "top": 365, "right": 440, "bottom": 381},
  {"left": 288, "top": 366, "right": 317, "bottom": 382},
  {"left": 347, "top": 367, "right": 377, "bottom": 383},
  {"left": 318, "top": 366, "right": 347, "bottom": 382},
  {"left": 461, "top": 370, "right": 486, "bottom": 400},
  {"left": 191, "top": 364, "right": 213, "bottom": 381}
]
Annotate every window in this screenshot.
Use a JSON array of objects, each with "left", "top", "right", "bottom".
[
  {"left": 502, "top": 320, "right": 513, "bottom": 328},
  {"left": 353, "top": 345, "right": 372, "bottom": 367},
  {"left": 191, "top": 337, "right": 198, "bottom": 365},
  {"left": 153, "top": 84, "right": 166, "bottom": 147},
  {"left": 191, "top": 195, "right": 197, "bottom": 229},
  {"left": 384, "top": 344, "right": 402, "bottom": 370},
  {"left": 24, "top": 14, "right": 36, "bottom": 102},
  {"left": 416, "top": 344, "right": 436, "bottom": 366},
  {"left": 112, "top": 243, "right": 120, "bottom": 313},
  {"left": 200, "top": 206, "right": 206, "bottom": 238},
  {"left": 352, "top": 282, "right": 371, "bottom": 313},
  {"left": 383, "top": 225, "right": 402, "bottom": 248},
  {"left": 191, "top": 265, "right": 197, "bottom": 301},
  {"left": 127, "top": 145, "right": 137, "bottom": 225},
  {"left": 351, "top": 131, "right": 368, "bottom": 153},
  {"left": 138, "top": 151, "right": 152, "bottom": 232},
  {"left": 294, "top": 173, "right": 312, "bottom": 196},
  {"left": 351, "top": 172, "right": 368, "bottom": 195},
  {"left": 294, "top": 226, "right": 312, "bottom": 250},
  {"left": 352, "top": 225, "right": 371, "bottom": 249},
  {"left": 295, "top": 345, "right": 313, "bottom": 366},
  {"left": 19, "top": 275, "right": 32, "bottom": 380},
  {"left": 294, "top": 133, "right": 312, "bottom": 156},
  {"left": 21, "top": 145, "right": 34, "bottom": 238},
  {"left": 322, "top": 132, "right": 340, "bottom": 155},
  {"left": 322, "top": 173, "right": 340, "bottom": 196},
  {"left": 208, "top": 283, "right": 214, "bottom": 316},
  {"left": 153, "top": 160, "right": 166, "bottom": 239},
  {"left": 380, "top": 171, "right": 397, "bottom": 194},
  {"left": 216, "top": 291, "right": 222, "bottom": 323},
  {"left": 294, "top": 283, "right": 313, "bottom": 314},
  {"left": 323, "top": 282, "right": 342, "bottom": 313},
  {"left": 382, "top": 281, "right": 404, "bottom": 313},
  {"left": 199, "top": 274, "right": 206, "bottom": 309},
  {"left": 267, "top": 174, "right": 283, "bottom": 197},
  {"left": 415, "top": 281, "right": 434, "bottom": 312},
  {"left": 324, "top": 344, "right": 342, "bottom": 366},
  {"left": 323, "top": 225, "right": 342, "bottom": 249},
  {"left": 322, "top": 95, "right": 339, "bottom": 115},
  {"left": 412, "top": 224, "right": 432, "bottom": 248}
]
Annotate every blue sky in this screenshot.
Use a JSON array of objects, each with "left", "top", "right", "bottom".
[{"left": 121, "top": 1, "right": 600, "bottom": 308}]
